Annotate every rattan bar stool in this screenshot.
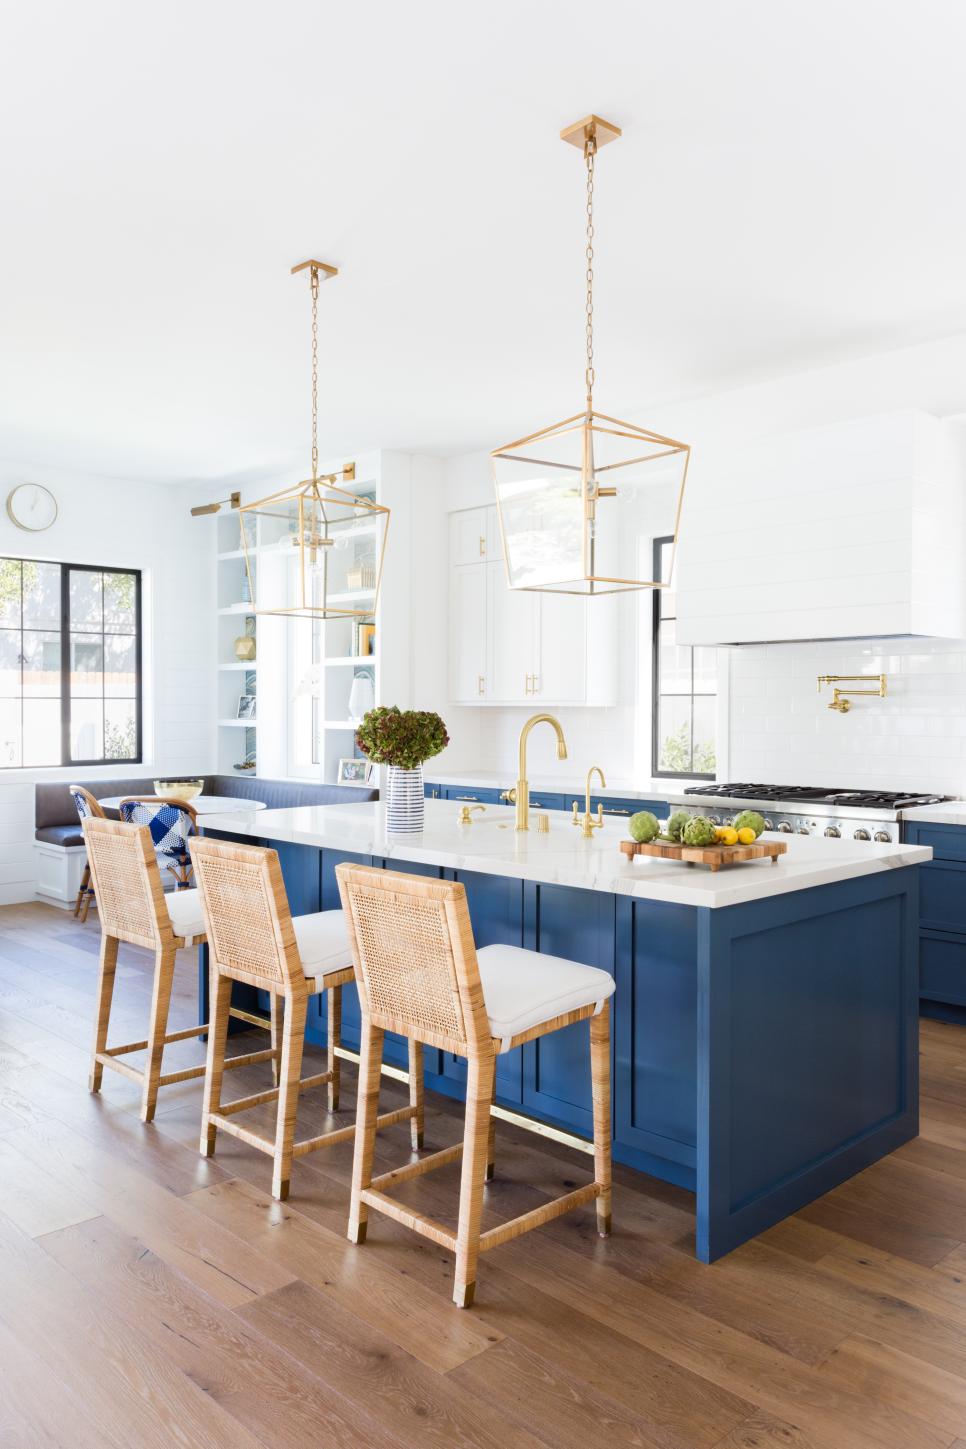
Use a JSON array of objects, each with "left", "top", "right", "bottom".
[
  {"left": 189, "top": 837, "right": 424, "bottom": 1202},
  {"left": 83, "top": 817, "right": 277, "bottom": 1123},
  {"left": 336, "top": 863, "right": 615, "bottom": 1309}
]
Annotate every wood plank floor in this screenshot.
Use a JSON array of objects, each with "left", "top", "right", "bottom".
[{"left": 1, "top": 902, "right": 966, "bottom": 1448}]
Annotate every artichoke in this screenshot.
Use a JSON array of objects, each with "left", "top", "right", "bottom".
[
  {"left": 682, "top": 815, "right": 718, "bottom": 847},
  {"left": 629, "top": 810, "right": 660, "bottom": 843},
  {"left": 666, "top": 810, "right": 691, "bottom": 842},
  {"left": 732, "top": 810, "right": 766, "bottom": 839}
]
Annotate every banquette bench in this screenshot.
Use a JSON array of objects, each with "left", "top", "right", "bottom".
[{"left": 34, "top": 773, "right": 378, "bottom": 906}]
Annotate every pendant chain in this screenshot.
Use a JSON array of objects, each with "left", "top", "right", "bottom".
[
  {"left": 584, "top": 133, "right": 596, "bottom": 409},
  {"left": 310, "top": 264, "right": 320, "bottom": 481}
]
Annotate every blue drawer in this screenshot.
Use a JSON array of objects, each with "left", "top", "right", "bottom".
[
  {"left": 528, "top": 791, "right": 566, "bottom": 811},
  {"left": 920, "top": 930, "right": 966, "bottom": 1006},
  {"left": 905, "top": 822, "right": 966, "bottom": 862}
]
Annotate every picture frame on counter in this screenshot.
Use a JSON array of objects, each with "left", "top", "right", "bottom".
[
  {"left": 338, "top": 756, "right": 374, "bottom": 784},
  {"left": 354, "top": 622, "right": 375, "bottom": 656}
]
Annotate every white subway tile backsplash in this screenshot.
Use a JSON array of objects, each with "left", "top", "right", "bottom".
[{"left": 729, "top": 637, "right": 966, "bottom": 793}]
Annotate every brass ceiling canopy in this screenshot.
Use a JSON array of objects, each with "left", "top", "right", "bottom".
[
  {"left": 492, "top": 115, "right": 691, "bottom": 596},
  {"left": 236, "top": 260, "right": 389, "bottom": 621}
]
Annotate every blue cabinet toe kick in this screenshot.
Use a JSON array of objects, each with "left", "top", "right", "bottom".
[{"left": 199, "top": 835, "right": 919, "bottom": 1264}]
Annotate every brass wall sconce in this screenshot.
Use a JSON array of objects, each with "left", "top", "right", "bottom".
[
  {"left": 190, "top": 490, "right": 240, "bottom": 518},
  {"left": 817, "top": 674, "right": 887, "bottom": 713}
]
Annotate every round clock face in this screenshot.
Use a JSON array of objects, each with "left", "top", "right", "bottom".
[{"left": 6, "top": 484, "right": 58, "bottom": 532}]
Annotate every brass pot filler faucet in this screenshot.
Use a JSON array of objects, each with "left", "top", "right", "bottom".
[{"left": 817, "top": 674, "right": 887, "bottom": 713}]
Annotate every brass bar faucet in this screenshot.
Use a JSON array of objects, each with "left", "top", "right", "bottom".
[
  {"left": 817, "top": 674, "right": 887, "bottom": 713},
  {"left": 515, "top": 713, "right": 568, "bottom": 830},
  {"left": 572, "top": 765, "right": 606, "bottom": 838}
]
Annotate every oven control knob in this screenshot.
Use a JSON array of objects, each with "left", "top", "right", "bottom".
[
  {"left": 763, "top": 818, "right": 774, "bottom": 831},
  {"left": 873, "top": 830, "right": 892, "bottom": 843},
  {"left": 797, "top": 826, "right": 810, "bottom": 835},
  {"left": 853, "top": 829, "right": 870, "bottom": 841},
  {"left": 777, "top": 822, "right": 793, "bottom": 833},
  {"left": 709, "top": 813, "right": 722, "bottom": 824},
  {"left": 824, "top": 826, "right": 840, "bottom": 838}
]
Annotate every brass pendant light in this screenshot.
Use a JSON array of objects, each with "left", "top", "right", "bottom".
[
  {"left": 238, "top": 260, "right": 390, "bottom": 620},
  {"left": 492, "top": 116, "right": 690, "bottom": 596}
]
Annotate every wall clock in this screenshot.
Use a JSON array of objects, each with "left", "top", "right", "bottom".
[{"left": 5, "top": 484, "right": 58, "bottom": 532}]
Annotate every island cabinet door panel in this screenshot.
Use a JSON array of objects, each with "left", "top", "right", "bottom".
[
  {"left": 520, "top": 882, "right": 617, "bottom": 1136},
  {"left": 441, "top": 869, "right": 527, "bottom": 1104},
  {"left": 613, "top": 897, "right": 699, "bottom": 1173}
]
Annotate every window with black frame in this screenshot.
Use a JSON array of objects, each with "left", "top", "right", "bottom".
[
  {"left": 651, "top": 536, "right": 716, "bottom": 779},
  {"left": 0, "top": 557, "right": 142, "bottom": 768}
]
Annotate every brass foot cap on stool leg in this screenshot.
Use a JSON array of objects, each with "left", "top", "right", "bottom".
[
  {"left": 348, "top": 1220, "right": 367, "bottom": 1245},
  {"left": 454, "top": 1281, "right": 476, "bottom": 1310},
  {"left": 485, "top": 1163, "right": 495, "bottom": 1182},
  {"left": 275, "top": 1180, "right": 290, "bottom": 1202},
  {"left": 597, "top": 1211, "right": 612, "bottom": 1237}
]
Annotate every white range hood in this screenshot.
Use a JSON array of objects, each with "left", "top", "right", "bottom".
[{"left": 674, "top": 410, "right": 966, "bottom": 645}]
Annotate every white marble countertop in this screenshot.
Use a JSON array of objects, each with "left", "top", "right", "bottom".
[
  {"left": 423, "top": 770, "right": 685, "bottom": 802},
  {"left": 200, "top": 799, "right": 931, "bottom": 910},
  {"left": 900, "top": 801, "right": 966, "bottom": 825}
]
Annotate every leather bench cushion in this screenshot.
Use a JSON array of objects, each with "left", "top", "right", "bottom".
[{"left": 35, "top": 824, "right": 86, "bottom": 848}]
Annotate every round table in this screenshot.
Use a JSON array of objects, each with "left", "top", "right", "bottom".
[{"left": 98, "top": 794, "right": 267, "bottom": 815}]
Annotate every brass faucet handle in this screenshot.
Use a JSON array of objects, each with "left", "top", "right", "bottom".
[
  {"left": 571, "top": 801, "right": 580, "bottom": 826},
  {"left": 500, "top": 788, "right": 517, "bottom": 804},
  {"left": 458, "top": 804, "right": 486, "bottom": 825}
]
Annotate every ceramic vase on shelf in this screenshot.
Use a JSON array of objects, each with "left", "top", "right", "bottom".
[
  {"left": 347, "top": 671, "right": 375, "bottom": 723},
  {"left": 385, "top": 765, "right": 424, "bottom": 834}
]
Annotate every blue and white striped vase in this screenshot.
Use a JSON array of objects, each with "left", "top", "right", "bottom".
[{"left": 385, "top": 765, "right": 425, "bottom": 833}]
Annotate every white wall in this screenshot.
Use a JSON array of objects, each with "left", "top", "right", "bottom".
[
  {"left": 440, "top": 328, "right": 966, "bottom": 790},
  {"left": 0, "top": 464, "right": 216, "bottom": 902}
]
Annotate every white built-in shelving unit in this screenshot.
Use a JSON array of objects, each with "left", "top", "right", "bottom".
[{"left": 211, "top": 450, "right": 419, "bottom": 784}]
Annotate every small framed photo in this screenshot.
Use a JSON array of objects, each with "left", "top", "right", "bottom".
[
  {"left": 236, "top": 694, "right": 257, "bottom": 721},
  {"left": 357, "top": 623, "right": 376, "bottom": 657},
  {"left": 338, "top": 756, "right": 373, "bottom": 784}
]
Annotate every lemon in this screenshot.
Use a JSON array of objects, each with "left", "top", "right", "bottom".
[
  {"left": 737, "top": 826, "right": 757, "bottom": 845},
  {"left": 717, "top": 826, "right": 739, "bottom": 846}
]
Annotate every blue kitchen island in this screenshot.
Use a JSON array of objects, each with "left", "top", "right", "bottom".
[{"left": 199, "top": 798, "right": 929, "bottom": 1262}]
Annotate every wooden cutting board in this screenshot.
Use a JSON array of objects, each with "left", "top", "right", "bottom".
[{"left": 619, "top": 838, "right": 788, "bottom": 872}]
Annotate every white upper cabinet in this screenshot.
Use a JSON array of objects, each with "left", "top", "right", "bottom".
[
  {"left": 675, "top": 411, "right": 966, "bottom": 644},
  {"left": 449, "top": 507, "right": 615, "bottom": 706}
]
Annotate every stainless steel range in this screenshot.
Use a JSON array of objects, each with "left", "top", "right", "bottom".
[{"left": 673, "top": 782, "right": 952, "bottom": 844}]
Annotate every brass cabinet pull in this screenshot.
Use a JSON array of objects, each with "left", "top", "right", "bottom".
[
  {"left": 478, "top": 674, "right": 485, "bottom": 695},
  {"left": 479, "top": 535, "right": 486, "bottom": 557},
  {"left": 531, "top": 673, "right": 539, "bottom": 694},
  {"left": 454, "top": 794, "right": 479, "bottom": 802},
  {"left": 601, "top": 806, "right": 630, "bottom": 816}
]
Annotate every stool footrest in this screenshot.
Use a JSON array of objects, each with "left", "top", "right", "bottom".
[
  {"left": 479, "top": 1183, "right": 601, "bottom": 1253},
  {"left": 222, "top": 1048, "right": 279, "bottom": 1072},
  {"left": 158, "top": 1063, "right": 208, "bottom": 1086},
  {"left": 359, "top": 1187, "right": 457, "bottom": 1251},
  {"left": 371, "top": 1140, "right": 464, "bottom": 1191},
  {"left": 228, "top": 1006, "right": 273, "bottom": 1029},
  {"left": 334, "top": 1045, "right": 410, "bottom": 1085},
  {"left": 95, "top": 1053, "right": 143, "bottom": 1084}
]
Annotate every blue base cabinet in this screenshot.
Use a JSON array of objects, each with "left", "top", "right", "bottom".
[
  {"left": 199, "top": 831, "right": 919, "bottom": 1262},
  {"left": 903, "top": 821, "right": 966, "bottom": 1017}
]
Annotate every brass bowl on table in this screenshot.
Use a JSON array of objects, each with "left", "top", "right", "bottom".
[{"left": 153, "top": 778, "right": 204, "bottom": 802}]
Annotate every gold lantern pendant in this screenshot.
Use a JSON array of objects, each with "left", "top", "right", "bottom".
[
  {"left": 492, "top": 116, "right": 690, "bottom": 596},
  {"left": 239, "top": 261, "right": 389, "bottom": 620}
]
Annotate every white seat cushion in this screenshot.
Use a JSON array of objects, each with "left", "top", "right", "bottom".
[
  {"left": 165, "top": 887, "right": 205, "bottom": 943},
  {"left": 476, "top": 943, "right": 615, "bottom": 1051},
  {"left": 293, "top": 909, "right": 353, "bottom": 987}
]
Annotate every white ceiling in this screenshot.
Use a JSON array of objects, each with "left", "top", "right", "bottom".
[{"left": 4, "top": 0, "right": 966, "bottom": 484}]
